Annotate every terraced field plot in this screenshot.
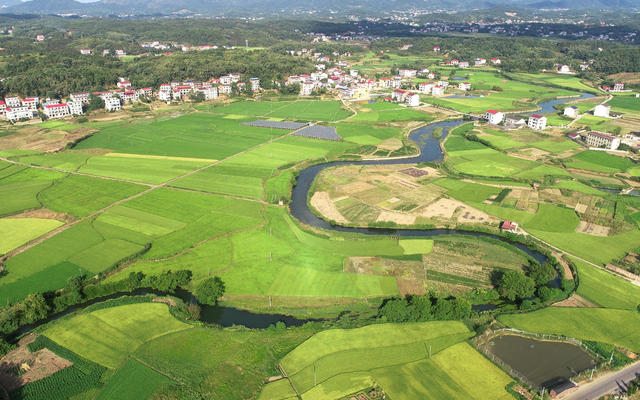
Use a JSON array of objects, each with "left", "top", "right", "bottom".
[
  {"left": 0, "top": 217, "right": 63, "bottom": 254},
  {"left": 213, "top": 100, "right": 352, "bottom": 121},
  {"left": 95, "top": 359, "right": 173, "bottom": 400},
  {"left": 43, "top": 303, "right": 191, "bottom": 368}
]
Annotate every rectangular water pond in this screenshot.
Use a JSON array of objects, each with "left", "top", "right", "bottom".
[{"left": 487, "top": 334, "right": 596, "bottom": 389}]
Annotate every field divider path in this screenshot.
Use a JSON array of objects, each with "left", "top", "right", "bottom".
[{"left": 0, "top": 130, "right": 298, "bottom": 264}]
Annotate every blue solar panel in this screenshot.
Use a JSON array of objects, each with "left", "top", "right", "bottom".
[
  {"left": 241, "top": 120, "right": 309, "bottom": 130},
  {"left": 293, "top": 125, "right": 342, "bottom": 141}
]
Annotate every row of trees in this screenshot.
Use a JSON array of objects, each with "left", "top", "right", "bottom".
[{"left": 378, "top": 294, "right": 471, "bottom": 322}]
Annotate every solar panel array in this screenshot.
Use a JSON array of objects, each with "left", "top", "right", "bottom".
[
  {"left": 241, "top": 120, "right": 309, "bottom": 130},
  {"left": 293, "top": 125, "right": 342, "bottom": 141}
]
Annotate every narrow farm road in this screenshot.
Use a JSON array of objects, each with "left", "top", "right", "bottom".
[
  {"left": 562, "top": 361, "right": 640, "bottom": 400},
  {"left": 0, "top": 128, "right": 298, "bottom": 264}
]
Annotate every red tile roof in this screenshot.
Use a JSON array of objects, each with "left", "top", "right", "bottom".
[
  {"left": 44, "top": 103, "right": 68, "bottom": 108},
  {"left": 487, "top": 110, "right": 500, "bottom": 114}
]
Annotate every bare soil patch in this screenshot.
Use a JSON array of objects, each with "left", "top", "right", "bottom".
[
  {"left": 341, "top": 181, "right": 376, "bottom": 195},
  {"left": 0, "top": 127, "right": 95, "bottom": 153},
  {"left": 376, "top": 210, "right": 416, "bottom": 225},
  {"left": 377, "top": 138, "right": 403, "bottom": 151},
  {"left": 310, "top": 192, "right": 348, "bottom": 224},
  {"left": 574, "top": 203, "right": 588, "bottom": 214},
  {"left": 575, "top": 221, "right": 610, "bottom": 237},
  {"left": 0, "top": 334, "right": 72, "bottom": 391},
  {"left": 6, "top": 209, "right": 75, "bottom": 224},
  {"left": 552, "top": 294, "right": 598, "bottom": 308},
  {"left": 399, "top": 167, "right": 429, "bottom": 178}
]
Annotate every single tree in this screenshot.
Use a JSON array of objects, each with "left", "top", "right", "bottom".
[
  {"left": 498, "top": 270, "right": 535, "bottom": 302},
  {"left": 195, "top": 276, "right": 226, "bottom": 305}
]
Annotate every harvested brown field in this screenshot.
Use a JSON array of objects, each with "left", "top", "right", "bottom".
[
  {"left": 0, "top": 334, "right": 72, "bottom": 391},
  {"left": 399, "top": 168, "right": 429, "bottom": 178},
  {"left": 8, "top": 209, "right": 75, "bottom": 224},
  {"left": 377, "top": 138, "right": 403, "bottom": 151},
  {"left": 552, "top": 294, "right": 598, "bottom": 308},
  {"left": 574, "top": 203, "right": 588, "bottom": 214},
  {"left": 376, "top": 210, "right": 416, "bottom": 225},
  {"left": 310, "top": 192, "right": 348, "bottom": 224},
  {"left": 0, "top": 127, "right": 95, "bottom": 153},
  {"left": 575, "top": 221, "right": 610, "bottom": 237}
]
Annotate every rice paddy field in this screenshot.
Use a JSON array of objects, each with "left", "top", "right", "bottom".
[{"left": 268, "top": 321, "right": 513, "bottom": 400}]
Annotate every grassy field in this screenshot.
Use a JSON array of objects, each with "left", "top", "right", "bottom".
[
  {"left": 272, "top": 322, "right": 511, "bottom": 400},
  {"left": 44, "top": 303, "right": 192, "bottom": 368},
  {"left": 135, "top": 326, "right": 318, "bottom": 400},
  {"left": 499, "top": 308, "right": 640, "bottom": 352},
  {"left": 524, "top": 204, "right": 579, "bottom": 233},
  {"left": 212, "top": 100, "right": 352, "bottom": 121},
  {"left": 607, "top": 96, "right": 640, "bottom": 114},
  {"left": 96, "top": 358, "right": 173, "bottom": 400},
  {"left": 75, "top": 113, "right": 287, "bottom": 160},
  {"left": 0, "top": 217, "right": 63, "bottom": 254},
  {"left": 565, "top": 150, "right": 636, "bottom": 174},
  {"left": 0, "top": 167, "right": 67, "bottom": 217},
  {"left": 572, "top": 258, "right": 640, "bottom": 310}
]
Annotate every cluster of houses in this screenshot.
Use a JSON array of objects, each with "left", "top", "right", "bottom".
[
  {"left": 483, "top": 109, "right": 548, "bottom": 131},
  {"left": 441, "top": 57, "right": 502, "bottom": 68},
  {"left": 1, "top": 75, "right": 261, "bottom": 123}
]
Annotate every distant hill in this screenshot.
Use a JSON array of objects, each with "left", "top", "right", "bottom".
[{"left": 4, "top": 0, "right": 637, "bottom": 16}]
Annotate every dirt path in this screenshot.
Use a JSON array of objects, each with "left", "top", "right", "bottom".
[{"left": 0, "top": 130, "right": 296, "bottom": 264}]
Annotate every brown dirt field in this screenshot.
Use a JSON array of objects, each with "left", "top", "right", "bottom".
[
  {"left": 552, "top": 294, "right": 598, "bottom": 308},
  {"left": 376, "top": 210, "right": 416, "bottom": 225},
  {"left": 341, "top": 181, "right": 376, "bottom": 195},
  {"left": 575, "top": 221, "right": 610, "bottom": 237},
  {"left": 553, "top": 252, "right": 574, "bottom": 280},
  {"left": 399, "top": 167, "right": 429, "bottom": 178},
  {"left": 377, "top": 138, "right": 403, "bottom": 151},
  {"left": 517, "top": 148, "right": 550, "bottom": 160},
  {"left": 6, "top": 209, "right": 75, "bottom": 224},
  {"left": 0, "top": 334, "right": 72, "bottom": 391},
  {"left": 396, "top": 278, "right": 426, "bottom": 296},
  {"left": 574, "top": 203, "right": 588, "bottom": 213},
  {"left": 0, "top": 128, "right": 95, "bottom": 153},
  {"left": 542, "top": 188, "right": 562, "bottom": 197},
  {"left": 310, "top": 192, "right": 348, "bottom": 224},
  {"left": 420, "top": 198, "right": 495, "bottom": 224}
]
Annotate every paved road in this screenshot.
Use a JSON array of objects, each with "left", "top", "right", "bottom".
[{"left": 564, "top": 361, "right": 640, "bottom": 400}]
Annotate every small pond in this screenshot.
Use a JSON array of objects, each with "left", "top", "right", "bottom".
[{"left": 487, "top": 334, "right": 596, "bottom": 389}]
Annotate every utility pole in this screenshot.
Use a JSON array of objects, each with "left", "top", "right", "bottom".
[
  {"left": 245, "top": 39, "right": 248, "bottom": 51},
  {"left": 590, "top": 368, "right": 595, "bottom": 381}
]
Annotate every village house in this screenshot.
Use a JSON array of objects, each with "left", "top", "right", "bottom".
[
  {"left": 158, "top": 90, "right": 171, "bottom": 101},
  {"left": 451, "top": 59, "right": 459, "bottom": 66},
  {"left": 594, "top": 104, "right": 611, "bottom": 118},
  {"left": 419, "top": 82, "right": 434, "bottom": 94},
  {"left": 391, "top": 89, "right": 408, "bottom": 102},
  {"left": 418, "top": 68, "right": 430, "bottom": 77},
  {"left": 43, "top": 103, "right": 70, "bottom": 119},
  {"left": 138, "top": 87, "right": 153, "bottom": 98},
  {"left": 433, "top": 46, "right": 440, "bottom": 53},
  {"left": 198, "top": 86, "right": 218, "bottom": 100},
  {"left": 505, "top": 116, "right": 527, "bottom": 128},
  {"left": 484, "top": 109, "right": 504, "bottom": 125},
  {"left": 406, "top": 93, "right": 420, "bottom": 107},
  {"left": 432, "top": 85, "right": 445, "bottom": 96},
  {"left": 438, "top": 81, "right": 449, "bottom": 90},
  {"left": 475, "top": 58, "right": 486, "bottom": 66},
  {"left": 105, "top": 97, "right": 121, "bottom": 112},
  {"left": 350, "top": 70, "right": 359, "bottom": 78},
  {"left": 120, "top": 90, "right": 139, "bottom": 103},
  {"left": 585, "top": 131, "right": 620, "bottom": 150},
  {"left": 528, "top": 114, "right": 547, "bottom": 130},
  {"left": 459, "top": 61, "right": 470, "bottom": 68},
  {"left": 6, "top": 106, "right": 34, "bottom": 122},
  {"left": 115, "top": 49, "right": 126, "bottom": 56},
  {"left": 0, "top": 101, "right": 5, "bottom": 116},
  {"left": 428, "top": 72, "right": 436, "bottom": 80},
  {"left": 563, "top": 106, "right": 579, "bottom": 118},
  {"left": 557, "top": 64, "right": 572, "bottom": 74},
  {"left": 398, "top": 69, "right": 417, "bottom": 78},
  {"left": 219, "top": 85, "right": 232, "bottom": 94},
  {"left": 491, "top": 58, "right": 501, "bottom": 64},
  {"left": 501, "top": 221, "right": 518, "bottom": 233},
  {"left": 301, "top": 81, "right": 315, "bottom": 96},
  {"left": 70, "top": 92, "right": 91, "bottom": 104},
  {"left": 613, "top": 83, "right": 625, "bottom": 92},
  {"left": 35, "top": 34, "right": 44, "bottom": 42},
  {"left": 67, "top": 100, "right": 83, "bottom": 115},
  {"left": 80, "top": 48, "right": 91, "bottom": 55},
  {"left": 250, "top": 78, "right": 260, "bottom": 92},
  {"left": 4, "top": 97, "right": 20, "bottom": 108},
  {"left": 117, "top": 79, "right": 132, "bottom": 89},
  {"left": 458, "top": 82, "right": 471, "bottom": 91},
  {"left": 102, "top": 49, "right": 110, "bottom": 56},
  {"left": 390, "top": 77, "right": 402, "bottom": 89},
  {"left": 21, "top": 98, "right": 38, "bottom": 110},
  {"left": 378, "top": 78, "right": 391, "bottom": 89}
]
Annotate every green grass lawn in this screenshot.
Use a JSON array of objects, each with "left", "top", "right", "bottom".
[
  {"left": 0, "top": 217, "right": 63, "bottom": 254},
  {"left": 0, "top": 168, "right": 67, "bottom": 217},
  {"left": 551, "top": 180, "right": 605, "bottom": 196},
  {"left": 499, "top": 308, "right": 640, "bottom": 352},
  {"left": 524, "top": 204, "right": 580, "bottom": 233},
  {"left": 607, "top": 96, "right": 640, "bottom": 114},
  {"left": 213, "top": 100, "right": 352, "bottom": 122},
  {"left": 565, "top": 150, "right": 636, "bottom": 174},
  {"left": 44, "top": 303, "right": 192, "bottom": 368},
  {"left": 572, "top": 258, "right": 640, "bottom": 310},
  {"left": 96, "top": 358, "right": 173, "bottom": 400},
  {"left": 399, "top": 239, "right": 434, "bottom": 255}
]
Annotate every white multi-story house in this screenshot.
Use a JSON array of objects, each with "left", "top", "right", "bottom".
[
  {"left": 406, "top": 93, "right": 420, "bottom": 107},
  {"left": 219, "top": 85, "right": 232, "bottom": 94},
  {"left": 195, "top": 86, "right": 218, "bottom": 100},
  {"left": 438, "top": 81, "right": 449, "bottom": 90},
  {"left": 528, "top": 114, "right": 547, "bottom": 130},
  {"left": 475, "top": 58, "right": 486, "bottom": 66},
  {"left": 21, "top": 98, "right": 38, "bottom": 110},
  {"left": 67, "top": 101, "right": 83, "bottom": 115},
  {"left": 594, "top": 104, "right": 611, "bottom": 118},
  {"left": 392, "top": 89, "right": 408, "bottom": 102},
  {"left": 102, "top": 49, "right": 110, "bottom": 56},
  {"left": 220, "top": 76, "right": 232, "bottom": 85},
  {"left": 105, "top": 97, "right": 121, "bottom": 112},
  {"left": 158, "top": 90, "right": 172, "bottom": 101},
  {"left": 459, "top": 61, "right": 470, "bottom": 68},
  {"left": 484, "top": 110, "right": 504, "bottom": 125},
  {"left": 557, "top": 65, "right": 572, "bottom": 74},
  {"left": 36, "top": 34, "right": 44, "bottom": 42},
  {"left": 250, "top": 78, "right": 260, "bottom": 92},
  {"left": 120, "top": 90, "right": 139, "bottom": 103},
  {"left": 428, "top": 72, "right": 436, "bottom": 80},
  {"left": 398, "top": 69, "right": 417, "bottom": 78},
  {"left": 350, "top": 70, "right": 359, "bottom": 78},
  {"left": 117, "top": 79, "right": 132, "bottom": 89},
  {"left": 80, "top": 48, "right": 91, "bottom": 55},
  {"left": 70, "top": 92, "right": 91, "bottom": 104},
  {"left": 301, "top": 81, "right": 315, "bottom": 96},
  {"left": 433, "top": 46, "right": 440, "bottom": 52},
  {"left": 432, "top": 85, "right": 445, "bottom": 96},
  {"left": 43, "top": 103, "right": 70, "bottom": 119},
  {"left": 613, "top": 83, "right": 625, "bottom": 92},
  {"left": 0, "top": 101, "right": 5, "bottom": 116},
  {"left": 115, "top": 49, "right": 126, "bottom": 56},
  {"left": 458, "top": 82, "right": 472, "bottom": 91},
  {"left": 563, "top": 106, "right": 579, "bottom": 118},
  {"left": 6, "top": 106, "right": 34, "bottom": 122},
  {"left": 418, "top": 82, "right": 434, "bottom": 94},
  {"left": 138, "top": 88, "right": 153, "bottom": 98},
  {"left": 5, "top": 97, "right": 20, "bottom": 108},
  {"left": 585, "top": 131, "right": 620, "bottom": 150},
  {"left": 491, "top": 58, "right": 501, "bottom": 64}
]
